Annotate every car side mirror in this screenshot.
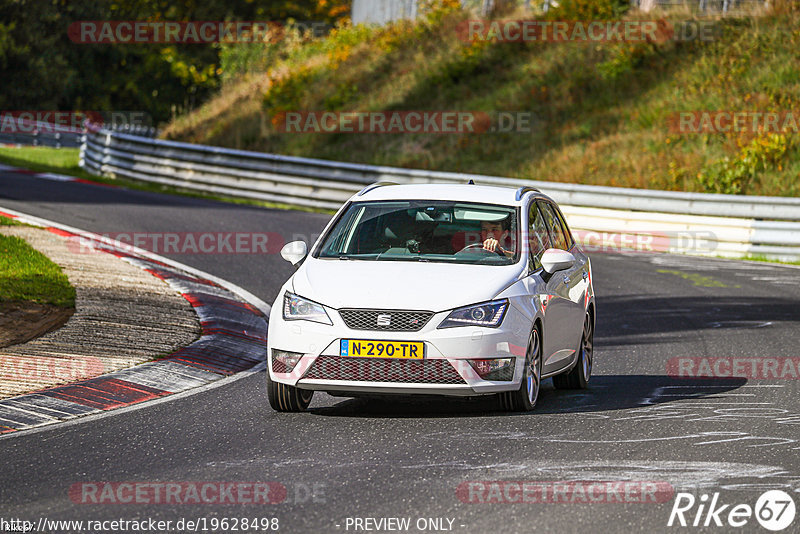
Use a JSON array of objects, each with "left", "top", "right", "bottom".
[
  {"left": 541, "top": 248, "right": 576, "bottom": 274},
  {"left": 280, "top": 241, "right": 308, "bottom": 265}
]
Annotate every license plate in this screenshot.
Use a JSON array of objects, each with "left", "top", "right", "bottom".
[{"left": 340, "top": 339, "right": 424, "bottom": 360}]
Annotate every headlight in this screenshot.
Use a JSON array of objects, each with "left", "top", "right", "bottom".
[
  {"left": 438, "top": 299, "right": 508, "bottom": 329},
  {"left": 283, "top": 292, "right": 332, "bottom": 325}
]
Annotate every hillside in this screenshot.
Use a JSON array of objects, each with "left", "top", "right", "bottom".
[{"left": 162, "top": 1, "right": 800, "bottom": 196}]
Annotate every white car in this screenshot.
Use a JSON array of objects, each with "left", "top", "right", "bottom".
[{"left": 267, "top": 183, "right": 595, "bottom": 412}]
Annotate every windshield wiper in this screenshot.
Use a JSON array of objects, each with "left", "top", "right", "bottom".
[{"left": 375, "top": 255, "right": 431, "bottom": 262}]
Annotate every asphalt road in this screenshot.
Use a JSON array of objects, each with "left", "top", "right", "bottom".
[{"left": 1, "top": 172, "right": 799, "bottom": 534}]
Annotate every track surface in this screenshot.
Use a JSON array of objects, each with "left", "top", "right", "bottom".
[{"left": 1, "top": 172, "right": 799, "bottom": 533}]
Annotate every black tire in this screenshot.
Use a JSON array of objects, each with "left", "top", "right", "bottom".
[
  {"left": 553, "top": 311, "right": 593, "bottom": 390},
  {"left": 500, "top": 327, "right": 542, "bottom": 412},
  {"left": 267, "top": 373, "right": 314, "bottom": 412}
]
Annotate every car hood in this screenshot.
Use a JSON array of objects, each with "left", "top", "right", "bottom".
[{"left": 292, "top": 258, "right": 524, "bottom": 311}]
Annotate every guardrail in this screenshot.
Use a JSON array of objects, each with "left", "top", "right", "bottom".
[
  {"left": 1, "top": 122, "right": 158, "bottom": 149},
  {"left": 80, "top": 128, "right": 800, "bottom": 262},
  {"left": 0, "top": 120, "right": 84, "bottom": 149}
]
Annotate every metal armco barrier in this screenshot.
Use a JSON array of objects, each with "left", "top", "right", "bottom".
[
  {"left": 0, "top": 121, "right": 84, "bottom": 149},
  {"left": 80, "top": 128, "right": 800, "bottom": 261},
  {"left": 1, "top": 122, "right": 157, "bottom": 149}
]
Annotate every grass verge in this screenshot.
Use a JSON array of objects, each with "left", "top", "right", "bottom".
[
  {"left": 0, "top": 147, "right": 89, "bottom": 178},
  {"left": 0, "top": 217, "right": 26, "bottom": 227},
  {"left": 738, "top": 254, "right": 800, "bottom": 267},
  {"left": 0, "top": 233, "right": 76, "bottom": 308}
]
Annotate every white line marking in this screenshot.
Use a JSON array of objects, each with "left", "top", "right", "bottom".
[
  {"left": 660, "top": 384, "right": 786, "bottom": 389},
  {"left": 35, "top": 172, "right": 76, "bottom": 182},
  {"left": 0, "top": 362, "right": 266, "bottom": 441},
  {"left": 653, "top": 393, "right": 757, "bottom": 397},
  {"left": 0, "top": 204, "right": 272, "bottom": 440},
  {"left": 0, "top": 404, "right": 58, "bottom": 421},
  {"left": 662, "top": 403, "right": 775, "bottom": 406}
]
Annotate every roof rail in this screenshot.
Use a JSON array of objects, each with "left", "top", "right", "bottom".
[
  {"left": 357, "top": 182, "right": 398, "bottom": 196},
  {"left": 515, "top": 186, "right": 540, "bottom": 201}
]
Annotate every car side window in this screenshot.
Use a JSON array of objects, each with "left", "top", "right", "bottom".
[
  {"left": 551, "top": 204, "right": 575, "bottom": 249},
  {"left": 538, "top": 202, "right": 569, "bottom": 251},
  {"left": 528, "top": 202, "right": 551, "bottom": 270}
]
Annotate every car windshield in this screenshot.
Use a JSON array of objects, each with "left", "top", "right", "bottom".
[{"left": 316, "top": 200, "right": 519, "bottom": 265}]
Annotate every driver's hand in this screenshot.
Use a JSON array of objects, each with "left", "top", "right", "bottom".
[{"left": 483, "top": 238, "right": 499, "bottom": 252}]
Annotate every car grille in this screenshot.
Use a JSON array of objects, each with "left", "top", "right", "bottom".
[
  {"left": 302, "top": 356, "right": 466, "bottom": 384},
  {"left": 339, "top": 309, "right": 434, "bottom": 332},
  {"left": 483, "top": 366, "right": 514, "bottom": 381}
]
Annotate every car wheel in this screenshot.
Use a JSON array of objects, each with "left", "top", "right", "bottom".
[
  {"left": 267, "top": 374, "right": 314, "bottom": 412},
  {"left": 500, "top": 327, "right": 542, "bottom": 412},
  {"left": 553, "top": 311, "right": 593, "bottom": 390}
]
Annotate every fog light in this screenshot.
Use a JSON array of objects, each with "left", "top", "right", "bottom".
[
  {"left": 272, "top": 349, "right": 303, "bottom": 373},
  {"left": 467, "top": 358, "right": 514, "bottom": 381}
]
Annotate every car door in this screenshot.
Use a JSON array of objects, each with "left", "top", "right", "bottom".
[
  {"left": 537, "top": 201, "right": 585, "bottom": 374},
  {"left": 552, "top": 203, "right": 590, "bottom": 339},
  {"left": 521, "top": 201, "right": 567, "bottom": 372},
  {"left": 540, "top": 201, "right": 588, "bottom": 371}
]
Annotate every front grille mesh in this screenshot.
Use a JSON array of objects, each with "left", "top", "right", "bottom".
[
  {"left": 303, "top": 356, "right": 465, "bottom": 384},
  {"left": 483, "top": 366, "right": 514, "bottom": 381},
  {"left": 271, "top": 353, "right": 288, "bottom": 374},
  {"left": 339, "top": 309, "right": 434, "bottom": 332}
]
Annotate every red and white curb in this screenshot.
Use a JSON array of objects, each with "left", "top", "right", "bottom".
[{"left": 0, "top": 207, "right": 270, "bottom": 436}]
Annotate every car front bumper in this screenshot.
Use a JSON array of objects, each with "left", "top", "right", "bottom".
[{"left": 267, "top": 303, "right": 532, "bottom": 397}]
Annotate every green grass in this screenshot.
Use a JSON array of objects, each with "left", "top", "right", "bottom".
[
  {"left": 738, "top": 254, "right": 800, "bottom": 266},
  {"left": 0, "top": 234, "right": 76, "bottom": 308},
  {"left": 0, "top": 217, "right": 26, "bottom": 227},
  {"left": 0, "top": 147, "right": 91, "bottom": 179},
  {"left": 0, "top": 146, "right": 333, "bottom": 214},
  {"left": 162, "top": 5, "right": 800, "bottom": 197}
]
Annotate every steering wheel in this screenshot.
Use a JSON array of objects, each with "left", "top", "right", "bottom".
[{"left": 458, "top": 243, "right": 505, "bottom": 256}]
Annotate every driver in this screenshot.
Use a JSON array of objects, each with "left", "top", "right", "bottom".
[{"left": 481, "top": 217, "right": 514, "bottom": 257}]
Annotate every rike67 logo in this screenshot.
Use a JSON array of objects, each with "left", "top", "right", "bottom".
[{"left": 668, "top": 490, "right": 796, "bottom": 531}]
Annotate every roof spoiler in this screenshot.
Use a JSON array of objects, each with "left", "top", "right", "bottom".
[
  {"left": 357, "top": 182, "right": 398, "bottom": 196},
  {"left": 515, "top": 186, "right": 540, "bottom": 201}
]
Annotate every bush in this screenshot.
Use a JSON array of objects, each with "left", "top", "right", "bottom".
[
  {"left": 696, "top": 134, "right": 793, "bottom": 194},
  {"left": 545, "top": 0, "right": 629, "bottom": 20}
]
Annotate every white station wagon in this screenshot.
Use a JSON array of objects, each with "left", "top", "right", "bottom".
[{"left": 267, "top": 183, "right": 595, "bottom": 412}]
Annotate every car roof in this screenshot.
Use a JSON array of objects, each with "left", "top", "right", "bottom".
[{"left": 351, "top": 183, "right": 551, "bottom": 206}]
